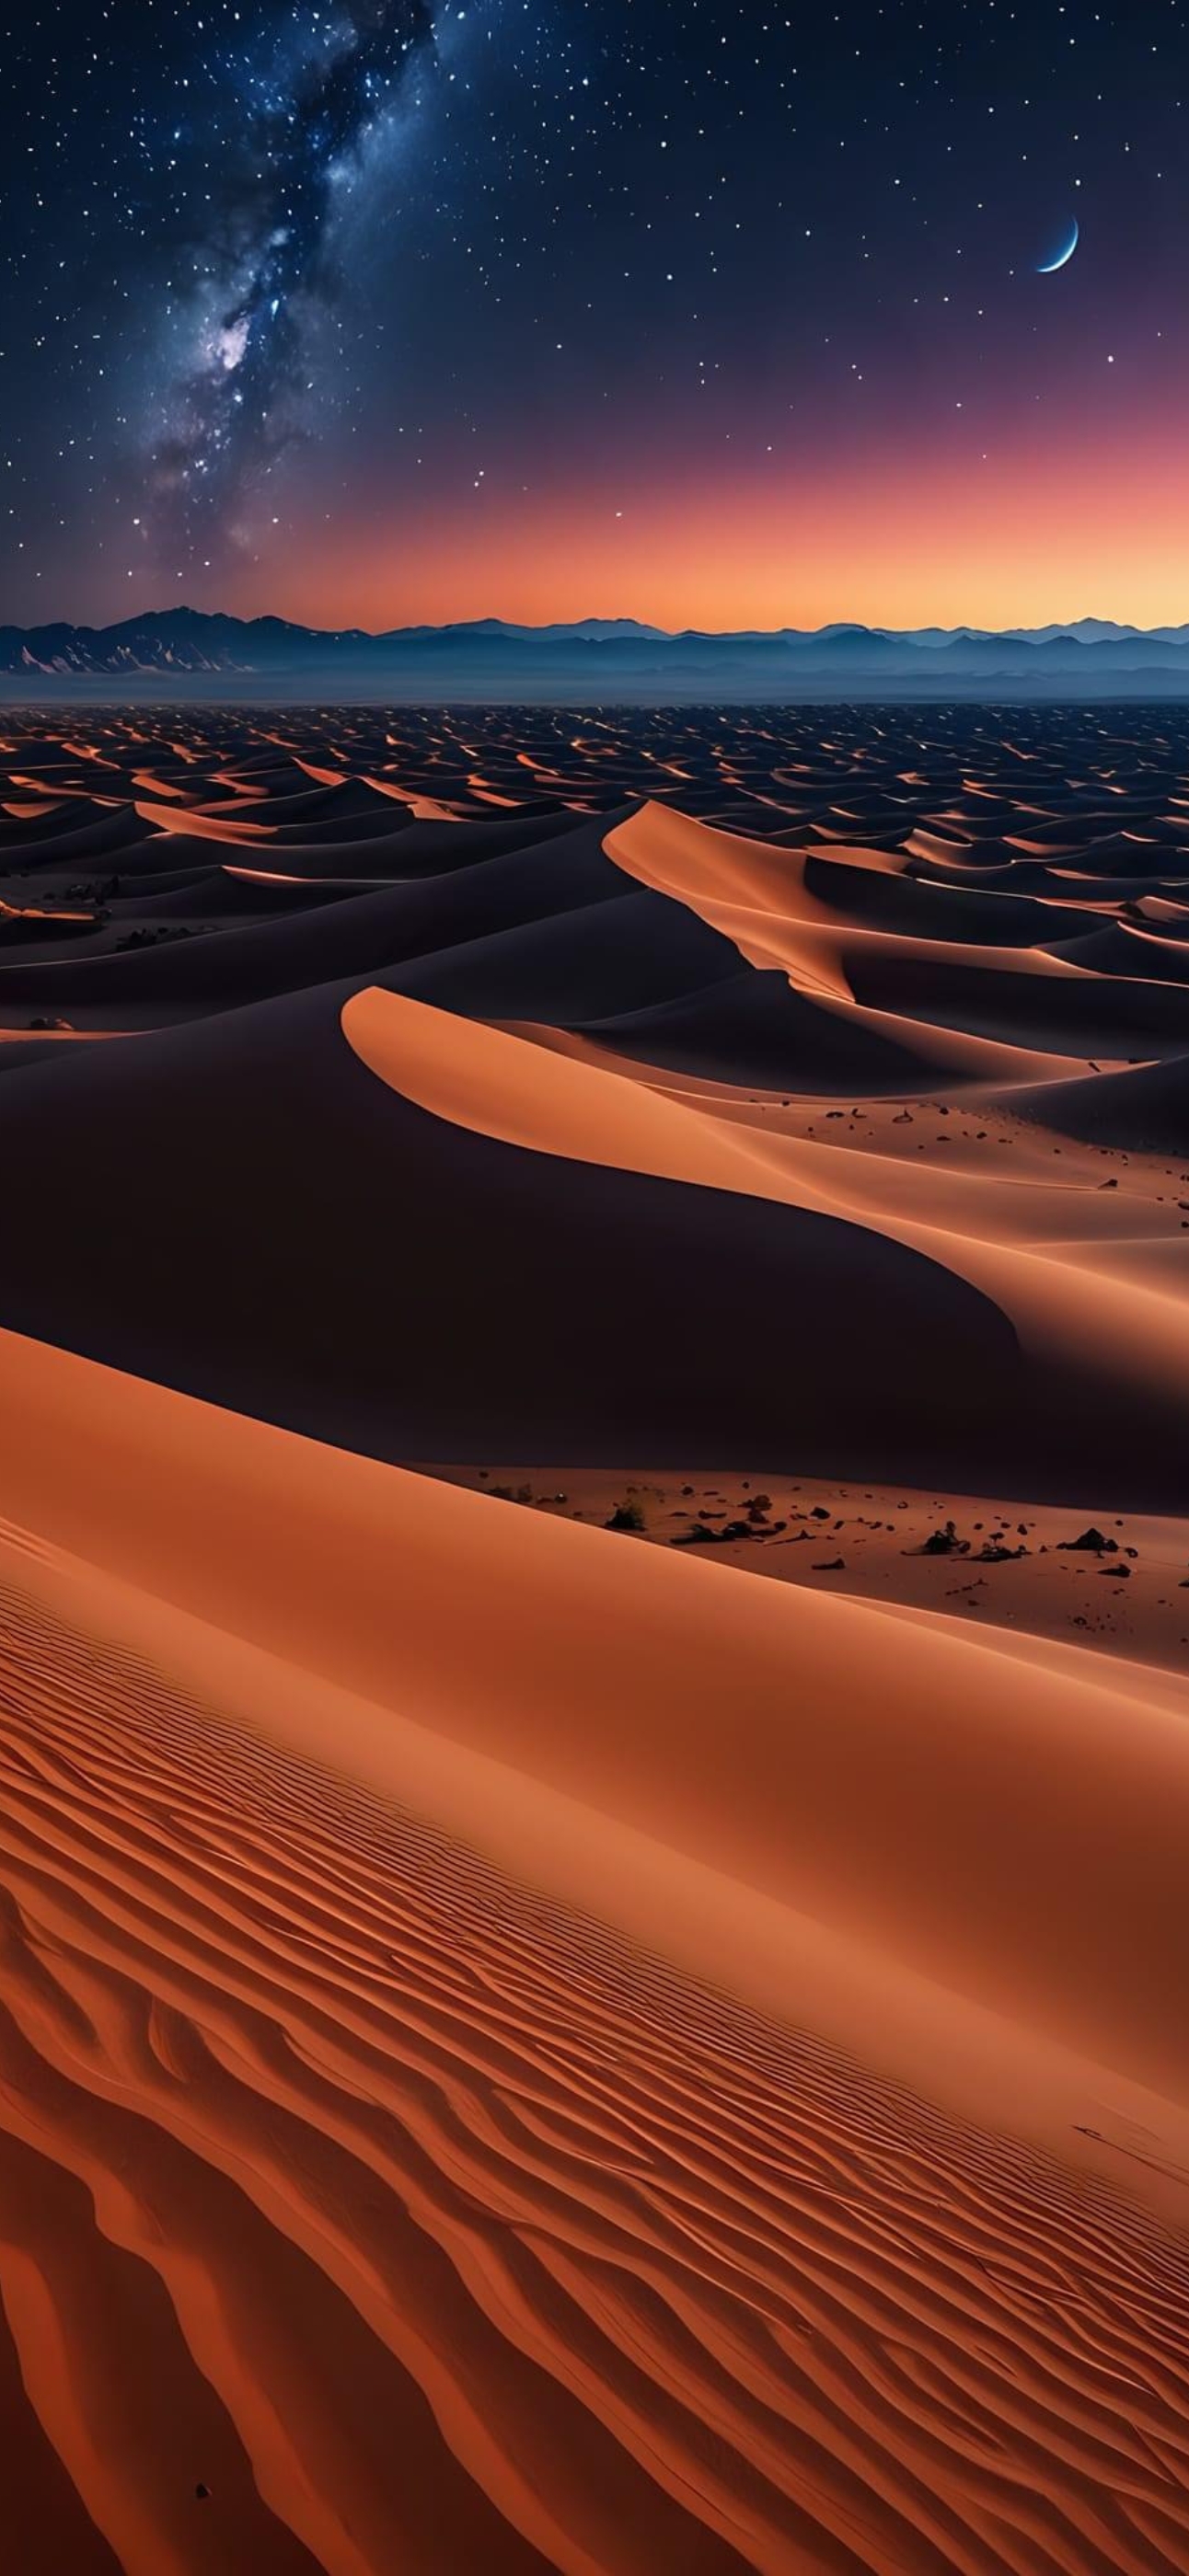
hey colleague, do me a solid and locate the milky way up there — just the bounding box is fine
[7,1,1189,628]
[148,0,437,561]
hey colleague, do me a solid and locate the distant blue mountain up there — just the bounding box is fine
[6,606,1189,697]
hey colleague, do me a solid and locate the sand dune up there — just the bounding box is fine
[0,814,638,1025]
[607,801,1189,1055]
[1,707,1188,2570]
[0,975,1029,1485]
[1003,1051,1189,1153]
[0,1329,1188,2571]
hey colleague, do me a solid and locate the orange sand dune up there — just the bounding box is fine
[606,802,1189,1063]
[133,797,275,841]
[344,984,1189,1478]
[2,1322,1188,2155]
[0,1327,1188,2570]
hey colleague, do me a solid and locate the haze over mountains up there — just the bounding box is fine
[9,606,1189,697]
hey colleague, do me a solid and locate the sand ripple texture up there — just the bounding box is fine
[0,1573,1186,2576]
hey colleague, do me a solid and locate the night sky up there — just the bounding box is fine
[3,0,1187,632]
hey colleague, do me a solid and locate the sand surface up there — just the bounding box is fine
[1,707,1188,2570]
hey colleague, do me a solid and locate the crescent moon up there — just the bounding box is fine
[1038,218,1079,274]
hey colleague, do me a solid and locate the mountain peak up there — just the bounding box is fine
[6,608,1189,699]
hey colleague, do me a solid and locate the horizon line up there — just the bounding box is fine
[6,604,1189,640]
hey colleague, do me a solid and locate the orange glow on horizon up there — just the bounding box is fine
[225,420,1189,638]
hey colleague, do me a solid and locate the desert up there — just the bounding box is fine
[0,704,1186,2568]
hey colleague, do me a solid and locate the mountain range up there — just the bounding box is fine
[6,606,1189,697]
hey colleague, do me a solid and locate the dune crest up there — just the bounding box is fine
[343,983,1189,1499]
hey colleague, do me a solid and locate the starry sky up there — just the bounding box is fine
[3,0,1188,633]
